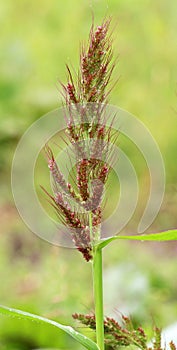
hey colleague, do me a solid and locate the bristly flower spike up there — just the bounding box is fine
[72,313,176,350]
[44,18,116,261]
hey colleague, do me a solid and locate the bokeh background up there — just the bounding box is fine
[0,0,177,349]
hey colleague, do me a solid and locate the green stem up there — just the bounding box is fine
[92,247,104,350]
[89,212,93,244]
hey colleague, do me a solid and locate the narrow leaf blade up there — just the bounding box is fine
[0,305,99,350]
[98,230,177,249]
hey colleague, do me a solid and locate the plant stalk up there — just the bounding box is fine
[92,246,104,350]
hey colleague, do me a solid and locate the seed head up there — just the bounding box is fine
[43,18,116,261]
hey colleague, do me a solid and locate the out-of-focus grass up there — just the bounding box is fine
[0,0,177,348]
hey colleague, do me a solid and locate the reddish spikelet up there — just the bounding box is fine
[77,159,90,201]
[55,193,80,227]
[67,120,79,141]
[66,83,78,104]
[104,317,122,332]
[90,179,104,209]
[137,327,146,337]
[90,123,113,166]
[72,313,96,328]
[99,163,109,183]
[63,18,114,129]
[45,145,81,203]
[46,147,68,192]
[92,207,102,227]
[80,19,113,103]
[72,226,92,262]
[72,313,98,333]
[54,193,92,261]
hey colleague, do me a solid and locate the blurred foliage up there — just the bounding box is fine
[0,0,177,349]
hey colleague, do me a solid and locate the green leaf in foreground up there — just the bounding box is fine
[98,229,177,250]
[0,305,99,350]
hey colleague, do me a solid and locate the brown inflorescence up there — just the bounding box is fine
[44,19,115,261]
[72,313,176,350]
[80,19,114,104]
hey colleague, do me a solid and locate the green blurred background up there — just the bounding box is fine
[0,0,177,349]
